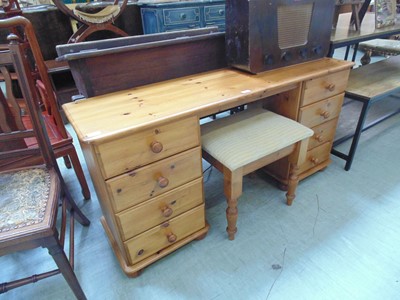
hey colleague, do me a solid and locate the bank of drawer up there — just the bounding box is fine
[299,93,344,128]
[125,204,205,265]
[116,178,204,241]
[96,116,199,179]
[308,118,338,150]
[204,5,225,21]
[302,69,350,106]
[298,142,332,174]
[163,7,200,25]
[107,147,202,213]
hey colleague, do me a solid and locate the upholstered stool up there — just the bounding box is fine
[358,39,400,65]
[201,108,313,240]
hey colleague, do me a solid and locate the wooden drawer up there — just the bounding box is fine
[204,5,225,22]
[125,204,206,265]
[298,142,332,174]
[96,116,199,179]
[163,7,201,25]
[116,178,204,241]
[107,147,202,213]
[302,69,350,106]
[308,118,338,150]
[299,93,344,128]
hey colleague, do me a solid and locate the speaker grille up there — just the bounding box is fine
[277,4,313,49]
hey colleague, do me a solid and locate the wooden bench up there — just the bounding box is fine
[331,55,400,170]
[201,107,313,240]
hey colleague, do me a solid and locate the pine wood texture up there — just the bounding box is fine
[63,58,353,144]
[63,58,353,275]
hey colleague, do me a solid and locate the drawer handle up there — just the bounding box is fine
[218,9,224,16]
[314,134,324,143]
[150,141,163,153]
[325,83,335,92]
[180,13,186,20]
[310,157,319,165]
[320,110,330,119]
[161,206,173,218]
[157,176,169,188]
[166,232,177,243]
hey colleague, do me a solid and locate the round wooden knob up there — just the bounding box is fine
[315,135,324,142]
[320,111,330,119]
[326,83,335,91]
[157,176,169,188]
[166,232,177,243]
[161,206,173,218]
[311,157,319,164]
[150,141,163,153]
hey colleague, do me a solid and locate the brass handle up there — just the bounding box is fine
[157,176,169,188]
[326,83,335,91]
[311,157,319,165]
[315,135,324,143]
[161,206,173,218]
[166,232,177,243]
[150,141,163,153]
[320,110,330,119]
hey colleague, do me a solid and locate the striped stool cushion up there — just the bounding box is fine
[201,108,313,171]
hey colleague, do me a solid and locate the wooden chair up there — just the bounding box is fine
[0,16,91,200]
[201,107,313,240]
[52,0,128,43]
[0,33,89,299]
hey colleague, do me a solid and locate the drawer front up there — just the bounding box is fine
[302,69,350,106]
[116,178,204,241]
[125,204,205,265]
[204,5,225,21]
[299,93,344,128]
[107,147,202,213]
[163,7,201,25]
[96,116,200,179]
[308,118,338,150]
[299,142,332,174]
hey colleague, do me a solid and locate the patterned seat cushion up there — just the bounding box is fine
[201,108,314,171]
[0,167,51,233]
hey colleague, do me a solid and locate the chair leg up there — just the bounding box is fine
[67,149,91,200]
[48,238,87,300]
[286,163,300,206]
[63,155,72,169]
[223,168,243,240]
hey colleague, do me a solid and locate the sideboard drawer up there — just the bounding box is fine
[204,5,225,21]
[299,93,344,128]
[116,178,204,241]
[96,116,200,179]
[125,204,206,265]
[308,118,338,150]
[163,7,200,25]
[298,142,332,174]
[302,69,350,106]
[107,147,203,213]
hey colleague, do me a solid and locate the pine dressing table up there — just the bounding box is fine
[62,57,353,277]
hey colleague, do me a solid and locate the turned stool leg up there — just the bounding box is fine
[286,163,300,206]
[223,168,243,240]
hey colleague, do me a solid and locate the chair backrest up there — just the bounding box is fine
[0,33,55,171]
[0,16,67,137]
